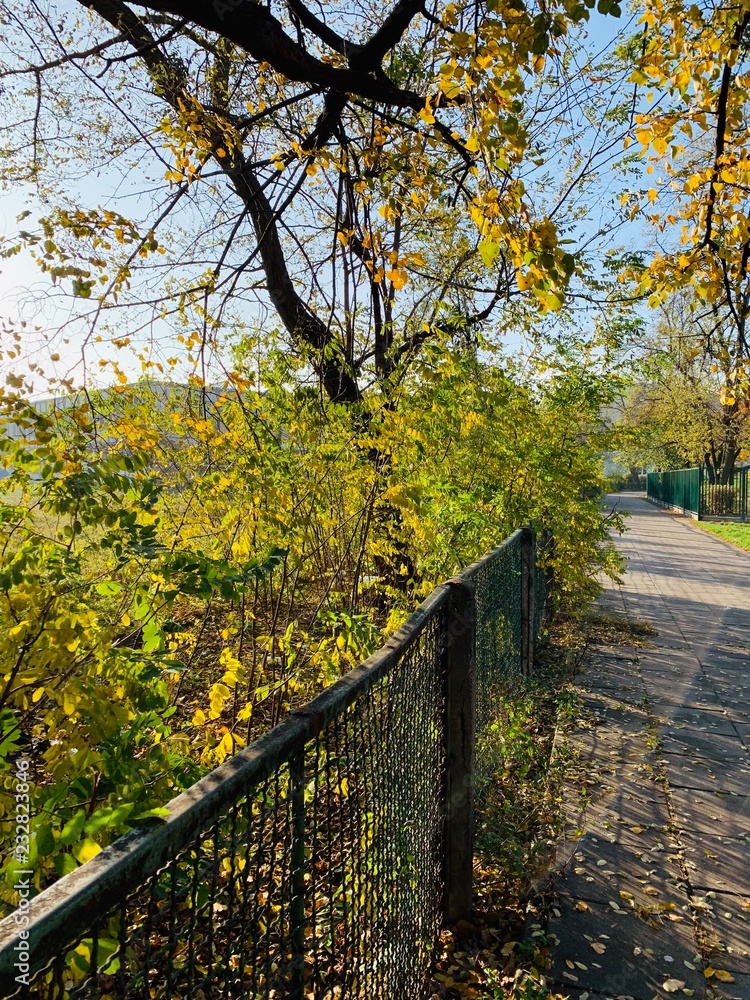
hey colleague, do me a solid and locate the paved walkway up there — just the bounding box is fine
[548,494,750,1000]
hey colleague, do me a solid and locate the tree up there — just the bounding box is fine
[619,293,748,480]
[622,0,750,407]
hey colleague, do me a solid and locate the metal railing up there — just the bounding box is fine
[647,467,749,520]
[0,527,549,1000]
[701,466,748,520]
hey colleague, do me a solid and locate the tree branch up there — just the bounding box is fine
[354,0,423,71]
[85,0,362,404]
[703,11,750,247]
[285,0,359,58]
[132,0,425,108]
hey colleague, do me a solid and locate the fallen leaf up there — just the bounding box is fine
[590,942,606,954]
[715,970,735,983]
[704,967,715,979]
[662,979,686,993]
[575,900,589,911]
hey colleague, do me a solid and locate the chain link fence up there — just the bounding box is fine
[0,528,549,1000]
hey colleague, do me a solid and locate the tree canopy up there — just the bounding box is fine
[627,0,750,394]
[1,0,634,401]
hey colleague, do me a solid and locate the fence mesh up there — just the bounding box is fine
[474,532,524,709]
[0,530,548,1000]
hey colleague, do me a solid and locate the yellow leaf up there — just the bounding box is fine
[465,131,480,153]
[386,268,407,290]
[74,838,102,864]
[714,970,735,983]
[516,272,533,291]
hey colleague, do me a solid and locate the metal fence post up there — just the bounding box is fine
[742,468,747,523]
[520,526,535,677]
[442,578,476,925]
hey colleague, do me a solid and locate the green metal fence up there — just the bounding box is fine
[700,466,748,520]
[646,467,701,515]
[647,467,749,520]
[0,528,549,1000]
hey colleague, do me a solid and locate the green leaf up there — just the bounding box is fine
[59,809,87,846]
[95,580,122,596]
[562,253,577,276]
[479,239,501,267]
[83,803,135,835]
[55,853,78,878]
[133,807,170,823]
[35,824,56,857]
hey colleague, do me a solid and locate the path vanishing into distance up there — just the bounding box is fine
[547,493,750,1000]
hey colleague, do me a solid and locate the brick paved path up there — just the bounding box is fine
[548,494,750,1000]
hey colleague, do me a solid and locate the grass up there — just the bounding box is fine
[696,520,750,552]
